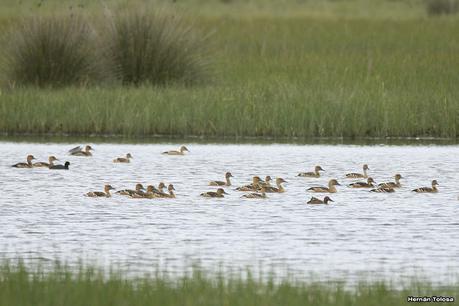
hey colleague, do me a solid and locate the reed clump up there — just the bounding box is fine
[426,0,459,15]
[103,10,211,86]
[0,15,107,88]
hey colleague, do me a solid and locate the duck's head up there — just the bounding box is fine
[158,182,166,189]
[105,184,115,191]
[49,156,59,162]
[146,185,155,192]
[217,188,229,195]
[432,180,439,187]
[276,178,287,184]
[315,166,325,172]
[168,184,175,191]
[367,177,375,184]
[180,146,189,152]
[126,153,133,159]
[265,175,272,182]
[363,164,369,170]
[85,145,94,151]
[324,196,334,203]
[252,176,261,183]
[27,155,36,161]
[225,172,233,178]
[330,179,341,186]
[395,174,403,180]
[64,161,70,167]
[135,183,145,191]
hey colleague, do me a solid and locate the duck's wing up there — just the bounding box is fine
[12,162,28,168]
[33,162,49,167]
[412,187,432,193]
[345,173,364,178]
[298,172,314,177]
[307,186,328,192]
[68,146,82,154]
[209,181,225,186]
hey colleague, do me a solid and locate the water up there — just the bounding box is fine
[1,141,459,282]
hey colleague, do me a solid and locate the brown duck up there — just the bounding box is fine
[209,172,233,186]
[308,179,341,193]
[86,185,114,197]
[298,166,325,178]
[12,155,36,168]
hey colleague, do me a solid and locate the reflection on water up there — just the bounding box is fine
[1,141,459,282]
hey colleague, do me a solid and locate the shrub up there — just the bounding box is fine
[103,9,212,86]
[0,15,108,88]
[426,0,459,15]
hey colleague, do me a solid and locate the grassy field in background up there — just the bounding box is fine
[0,0,458,139]
[1,262,458,306]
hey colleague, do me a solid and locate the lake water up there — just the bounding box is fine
[1,141,459,282]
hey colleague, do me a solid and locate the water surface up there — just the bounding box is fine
[1,142,459,282]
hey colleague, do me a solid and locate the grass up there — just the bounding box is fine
[0,262,458,306]
[0,1,458,138]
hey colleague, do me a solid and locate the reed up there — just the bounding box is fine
[0,262,457,306]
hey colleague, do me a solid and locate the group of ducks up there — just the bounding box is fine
[11,145,442,204]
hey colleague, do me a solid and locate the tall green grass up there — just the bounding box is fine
[0,15,107,87]
[104,9,211,86]
[1,262,457,306]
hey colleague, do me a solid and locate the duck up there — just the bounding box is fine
[130,185,158,199]
[242,187,267,199]
[308,179,341,193]
[370,187,395,193]
[209,172,233,186]
[49,161,70,170]
[236,176,262,191]
[116,183,145,196]
[412,180,439,193]
[11,155,36,168]
[162,146,189,155]
[263,178,287,193]
[378,174,403,189]
[349,177,376,188]
[157,184,176,198]
[113,153,133,163]
[260,176,272,188]
[33,156,59,168]
[70,145,93,156]
[152,182,166,196]
[298,166,325,178]
[345,164,369,178]
[86,185,114,197]
[201,188,228,198]
[307,196,334,204]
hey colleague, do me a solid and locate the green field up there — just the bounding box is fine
[0,262,457,306]
[0,0,458,139]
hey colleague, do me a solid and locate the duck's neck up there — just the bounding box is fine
[105,189,111,197]
[315,170,320,176]
[328,184,337,193]
[27,159,32,166]
[226,177,231,186]
[277,183,284,192]
[363,169,368,178]
[169,190,175,198]
[432,185,437,192]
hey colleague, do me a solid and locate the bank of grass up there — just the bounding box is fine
[0,3,458,138]
[0,262,457,306]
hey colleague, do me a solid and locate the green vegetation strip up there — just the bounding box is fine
[0,262,458,306]
[0,3,458,138]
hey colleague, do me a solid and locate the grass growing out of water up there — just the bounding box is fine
[0,262,457,306]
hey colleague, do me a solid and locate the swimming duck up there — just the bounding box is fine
[345,164,369,178]
[308,179,341,193]
[236,176,262,191]
[298,166,325,178]
[70,145,93,156]
[349,177,376,188]
[201,188,228,198]
[33,156,58,168]
[412,180,439,193]
[263,178,287,193]
[157,184,176,198]
[242,187,267,199]
[86,185,114,197]
[378,174,403,189]
[130,185,157,199]
[49,161,70,170]
[12,155,36,168]
[162,146,189,155]
[370,187,395,193]
[307,196,334,204]
[260,176,272,188]
[116,183,145,196]
[113,153,133,163]
[152,182,166,196]
[209,172,233,186]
